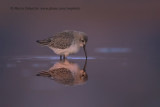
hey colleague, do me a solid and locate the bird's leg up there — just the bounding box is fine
[60,55,62,60]
[63,55,66,60]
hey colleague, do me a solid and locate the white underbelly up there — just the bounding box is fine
[50,44,80,56]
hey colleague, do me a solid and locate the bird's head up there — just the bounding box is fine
[78,32,88,59]
[79,70,88,81]
[79,33,88,47]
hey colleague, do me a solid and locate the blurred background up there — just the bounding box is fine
[0,0,160,107]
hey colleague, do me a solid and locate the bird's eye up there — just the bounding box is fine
[81,40,84,42]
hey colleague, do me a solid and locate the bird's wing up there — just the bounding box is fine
[48,31,74,49]
[49,68,74,85]
[36,71,51,77]
[36,38,51,45]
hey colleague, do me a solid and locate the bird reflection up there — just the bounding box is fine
[37,59,88,86]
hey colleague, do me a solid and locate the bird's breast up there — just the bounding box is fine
[50,44,80,55]
[68,44,80,54]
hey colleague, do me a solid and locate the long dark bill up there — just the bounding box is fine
[83,58,87,71]
[83,45,87,59]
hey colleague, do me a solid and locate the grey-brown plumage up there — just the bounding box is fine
[37,59,88,86]
[37,31,74,49]
[50,68,74,84]
[36,30,88,59]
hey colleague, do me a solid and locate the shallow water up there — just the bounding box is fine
[1,0,160,106]
[1,52,160,107]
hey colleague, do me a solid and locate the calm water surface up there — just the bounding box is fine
[1,0,160,106]
[1,52,159,107]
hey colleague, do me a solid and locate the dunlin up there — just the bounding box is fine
[37,59,88,86]
[36,30,88,59]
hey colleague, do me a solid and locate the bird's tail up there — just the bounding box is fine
[36,71,51,77]
[36,39,51,45]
